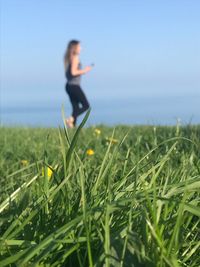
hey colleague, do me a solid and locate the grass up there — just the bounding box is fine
[0,113,200,266]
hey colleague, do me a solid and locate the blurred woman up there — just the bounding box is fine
[64,40,92,128]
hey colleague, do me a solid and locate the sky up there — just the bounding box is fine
[0,0,200,124]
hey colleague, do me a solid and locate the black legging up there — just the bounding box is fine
[65,83,90,125]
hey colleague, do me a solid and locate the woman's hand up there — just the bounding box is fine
[84,66,92,74]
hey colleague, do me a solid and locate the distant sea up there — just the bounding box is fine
[1,96,199,127]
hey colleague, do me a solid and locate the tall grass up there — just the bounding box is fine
[0,114,200,266]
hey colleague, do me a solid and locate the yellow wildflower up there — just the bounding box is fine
[86,149,95,156]
[42,166,53,180]
[94,128,101,135]
[106,137,118,144]
[21,160,28,166]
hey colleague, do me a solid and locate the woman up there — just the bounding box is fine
[64,40,92,128]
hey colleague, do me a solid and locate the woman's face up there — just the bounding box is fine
[71,43,81,56]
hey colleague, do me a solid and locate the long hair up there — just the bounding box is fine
[64,40,80,70]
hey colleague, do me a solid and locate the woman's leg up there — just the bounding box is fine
[66,84,90,126]
[74,85,90,117]
[67,92,79,125]
[71,100,79,125]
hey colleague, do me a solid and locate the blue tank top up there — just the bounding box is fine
[66,62,82,85]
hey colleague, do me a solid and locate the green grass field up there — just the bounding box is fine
[0,114,200,267]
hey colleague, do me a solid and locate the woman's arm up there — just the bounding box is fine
[71,56,92,76]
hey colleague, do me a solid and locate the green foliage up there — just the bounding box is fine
[0,119,200,267]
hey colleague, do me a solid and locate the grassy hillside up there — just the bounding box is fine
[0,118,200,266]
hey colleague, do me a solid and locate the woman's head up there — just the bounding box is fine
[64,40,81,69]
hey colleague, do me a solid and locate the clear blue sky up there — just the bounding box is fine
[1,0,200,108]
